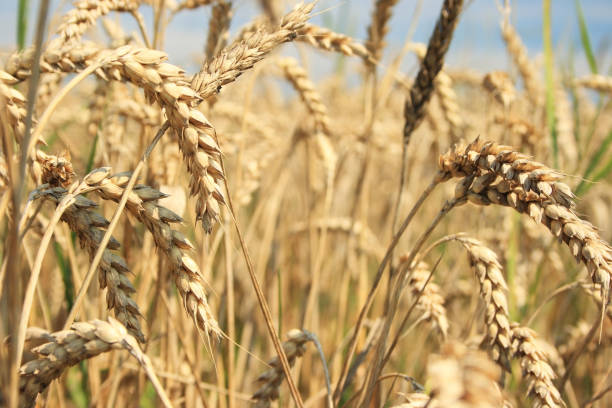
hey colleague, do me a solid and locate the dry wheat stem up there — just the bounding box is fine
[218,150,305,407]
[358,197,461,408]
[19,317,172,408]
[332,178,439,403]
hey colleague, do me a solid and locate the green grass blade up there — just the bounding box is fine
[543,0,558,167]
[17,0,29,50]
[574,0,598,74]
[85,132,99,173]
[53,241,75,310]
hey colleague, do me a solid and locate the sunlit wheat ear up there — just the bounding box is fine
[438,139,612,309]
[453,237,512,369]
[95,173,220,337]
[366,0,400,64]
[500,5,542,107]
[205,0,233,61]
[482,71,516,108]
[19,318,164,408]
[398,259,449,339]
[35,169,145,342]
[397,342,505,408]
[191,2,315,99]
[276,57,330,135]
[251,329,311,407]
[297,23,370,59]
[575,74,612,94]
[55,0,139,43]
[511,324,564,407]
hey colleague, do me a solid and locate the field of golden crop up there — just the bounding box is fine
[1,0,612,407]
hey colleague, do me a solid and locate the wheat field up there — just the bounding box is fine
[1,0,612,407]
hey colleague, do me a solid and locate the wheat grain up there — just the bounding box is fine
[366,0,399,63]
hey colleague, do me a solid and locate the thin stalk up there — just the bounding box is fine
[218,154,305,408]
[333,178,439,402]
[357,198,459,407]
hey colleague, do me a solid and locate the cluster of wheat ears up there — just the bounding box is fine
[1,0,612,407]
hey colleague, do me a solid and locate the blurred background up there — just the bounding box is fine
[2,0,612,76]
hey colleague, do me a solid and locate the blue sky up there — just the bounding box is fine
[1,0,612,76]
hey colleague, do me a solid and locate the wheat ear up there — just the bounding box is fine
[575,74,612,93]
[403,0,463,144]
[398,260,449,339]
[205,0,233,60]
[19,318,170,408]
[251,329,311,407]
[191,2,315,99]
[511,324,564,407]
[438,140,611,307]
[35,172,145,342]
[397,342,504,408]
[500,7,542,107]
[93,173,220,336]
[366,0,399,63]
[276,57,330,134]
[297,23,370,59]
